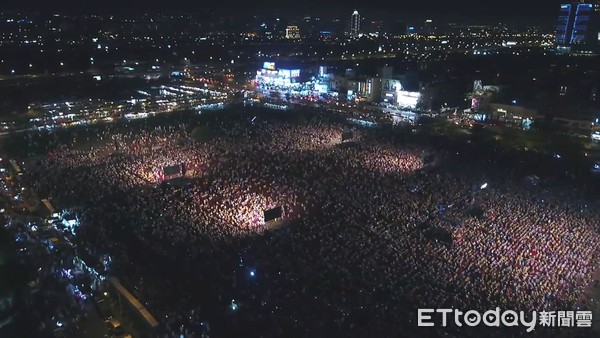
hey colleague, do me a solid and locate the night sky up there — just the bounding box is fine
[2,0,568,22]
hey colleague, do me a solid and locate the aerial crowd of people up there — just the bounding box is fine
[20,112,600,337]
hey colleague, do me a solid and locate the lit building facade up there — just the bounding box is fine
[350,10,360,37]
[285,26,301,39]
[556,2,600,47]
[255,62,301,88]
[489,103,538,127]
[381,78,421,109]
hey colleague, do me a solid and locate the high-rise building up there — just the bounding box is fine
[285,26,301,39]
[350,10,360,37]
[556,1,600,46]
[423,19,435,35]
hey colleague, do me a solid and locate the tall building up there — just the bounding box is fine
[423,19,437,35]
[285,25,301,39]
[556,1,600,47]
[350,10,360,37]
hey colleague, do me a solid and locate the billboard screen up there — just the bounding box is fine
[264,206,283,222]
[290,69,300,78]
[263,62,276,70]
[382,79,402,92]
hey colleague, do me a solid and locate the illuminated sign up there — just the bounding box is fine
[263,62,276,70]
[278,69,291,78]
[290,69,300,78]
[397,91,419,98]
[396,91,420,108]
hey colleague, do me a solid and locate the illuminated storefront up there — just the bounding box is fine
[255,62,301,89]
[490,103,539,126]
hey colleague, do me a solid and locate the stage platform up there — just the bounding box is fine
[264,218,293,231]
[160,176,194,189]
[337,141,361,149]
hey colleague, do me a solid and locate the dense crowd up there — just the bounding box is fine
[21,114,600,337]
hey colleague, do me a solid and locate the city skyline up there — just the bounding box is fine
[0,0,588,19]
[0,1,599,338]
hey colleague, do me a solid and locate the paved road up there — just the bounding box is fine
[78,300,110,337]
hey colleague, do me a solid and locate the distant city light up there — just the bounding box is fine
[480,183,488,190]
